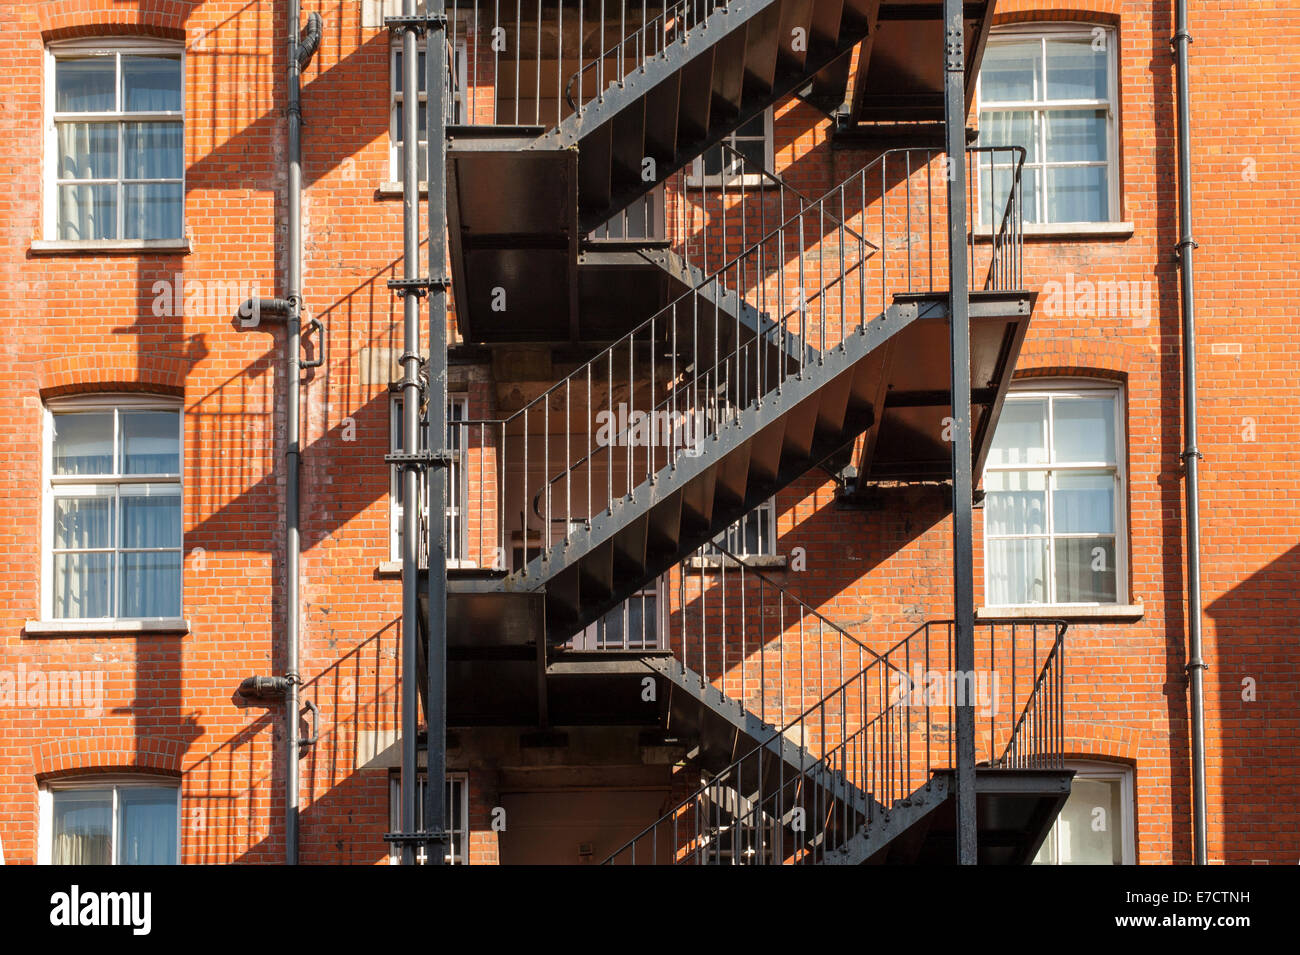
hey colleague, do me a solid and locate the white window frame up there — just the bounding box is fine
[389,35,469,182]
[44,37,186,242]
[387,771,469,864]
[389,393,470,566]
[571,575,668,651]
[688,110,775,187]
[38,774,181,865]
[1033,760,1135,865]
[42,394,185,622]
[982,379,1127,608]
[711,497,778,559]
[976,23,1120,224]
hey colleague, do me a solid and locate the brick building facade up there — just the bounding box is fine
[0,0,1295,865]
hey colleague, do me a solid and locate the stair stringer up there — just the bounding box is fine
[818,774,952,865]
[497,298,921,609]
[635,246,822,367]
[645,654,880,821]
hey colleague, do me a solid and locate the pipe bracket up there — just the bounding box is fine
[384,14,448,34]
[385,449,453,468]
[383,831,450,845]
[388,276,451,297]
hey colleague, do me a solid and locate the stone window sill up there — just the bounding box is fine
[24,618,191,636]
[30,238,192,255]
[686,554,788,572]
[976,604,1144,622]
[973,222,1134,241]
[376,560,479,577]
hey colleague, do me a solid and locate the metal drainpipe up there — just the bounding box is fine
[398,0,423,867]
[284,0,321,867]
[1173,0,1208,866]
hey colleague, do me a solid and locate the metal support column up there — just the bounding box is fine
[942,0,977,866]
[423,0,452,866]
[397,1,424,867]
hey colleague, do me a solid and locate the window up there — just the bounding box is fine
[976,25,1117,224]
[390,37,468,182]
[570,577,666,651]
[983,382,1126,607]
[39,776,180,865]
[387,772,469,864]
[588,185,666,242]
[1033,761,1134,864]
[689,111,774,186]
[45,39,184,241]
[389,394,468,565]
[710,498,778,559]
[43,397,183,621]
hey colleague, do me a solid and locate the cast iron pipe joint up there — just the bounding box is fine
[238,675,294,701]
[239,296,299,330]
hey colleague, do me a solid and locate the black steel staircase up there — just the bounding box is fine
[605,614,1071,864]
[444,0,994,342]
[396,0,1071,864]
[443,145,1030,640]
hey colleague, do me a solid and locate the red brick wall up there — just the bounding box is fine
[0,0,1295,866]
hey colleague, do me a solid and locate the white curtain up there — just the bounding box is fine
[57,123,115,240]
[116,789,177,864]
[52,791,112,865]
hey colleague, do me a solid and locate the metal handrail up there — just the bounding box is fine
[604,617,1067,864]
[441,147,1025,578]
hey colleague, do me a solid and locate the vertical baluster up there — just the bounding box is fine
[700,544,707,687]
[720,548,727,700]
[492,0,499,123]
[777,229,786,395]
[649,315,656,482]
[798,612,805,721]
[926,149,934,291]
[797,209,806,377]
[627,333,633,499]
[818,201,825,355]
[587,365,592,525]
[880,158,886,308]
[556,0,563,126]
[543,395,550,558]
[499,422,506,569]
[478,422,484,564]
[759,569,766,725]
[969,149,976,289]
[533,0,541,122]
[607,348,613,512]
[778,591,786,726]
[565,377,571,539]
[671,302,678,467]
[521,407,528,568]
[838,188,846,346]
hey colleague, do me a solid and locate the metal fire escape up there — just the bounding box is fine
[387,0,1072,863]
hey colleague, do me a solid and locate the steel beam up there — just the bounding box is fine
[942,0,978,866]
[397,1,422,867]
[424,0,451,866]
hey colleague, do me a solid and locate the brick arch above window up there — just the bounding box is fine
[39,354,188,399]
[33,732,187,779]
[1062,722,1141,765]
[37,1,194,43]
[992,1,1122,28]
[1013,334,1153,383]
